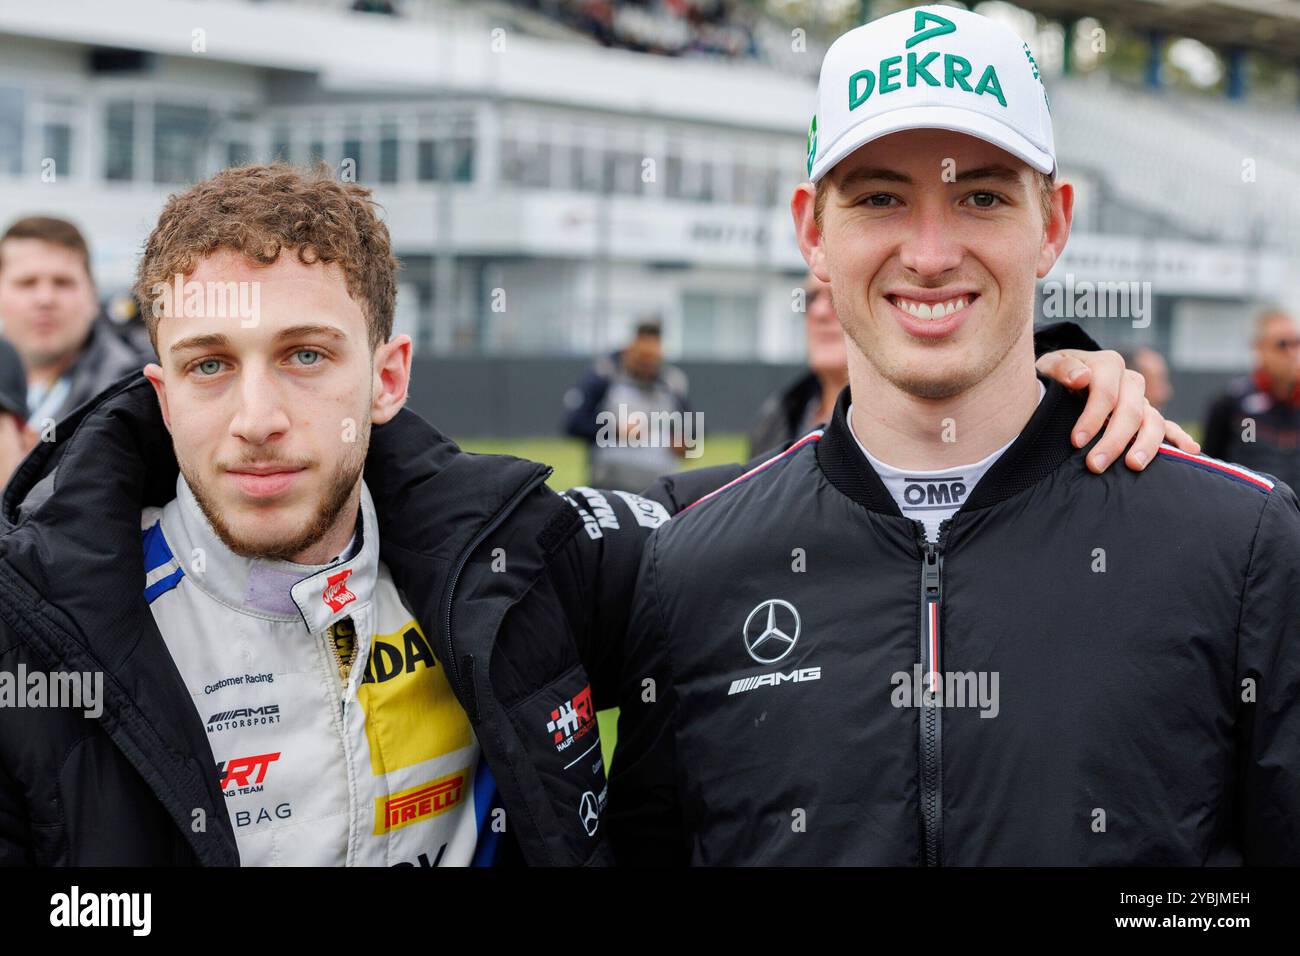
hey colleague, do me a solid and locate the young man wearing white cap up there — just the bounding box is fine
[607,5,1300,865]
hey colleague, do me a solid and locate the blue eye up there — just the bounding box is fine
[196,359,223,376]
[294,350,322,366]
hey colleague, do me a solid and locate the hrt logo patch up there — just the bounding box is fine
[546,684,596,753]
[323,569,356,612]
[217,751,281,792]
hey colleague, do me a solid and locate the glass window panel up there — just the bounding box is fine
[0,87,25,176]
[104,100,134,181]
[153,102,212,184]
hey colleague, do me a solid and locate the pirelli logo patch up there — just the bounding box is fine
[375,770,467,834]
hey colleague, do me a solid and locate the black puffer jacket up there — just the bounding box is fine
[610,379,1300,865]
[0,374,663,865]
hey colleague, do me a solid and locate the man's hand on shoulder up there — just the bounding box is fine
[1036,348,1199,474]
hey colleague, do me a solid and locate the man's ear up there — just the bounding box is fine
[142,363,172,433]
[370,334,412,426]
[792,182,832,284]
[1036,180,1074,279]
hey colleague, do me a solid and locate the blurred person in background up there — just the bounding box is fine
[0,337,33,486]
[1120,345,1172,413]
[748,272,846,458]
[1203,307,1300,490]
[102,286,159,364]
[564,317,691,491]
[0,216,143,427]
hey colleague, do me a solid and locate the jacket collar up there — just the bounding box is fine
[158,473,380,632]
[815,374,1084,515]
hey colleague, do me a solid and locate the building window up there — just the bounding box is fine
[378,122,399,183]
[604,150,644,196]
[566,143,601,192]
[104,100,134,181]
[417,135,475,183]
[0,87,24,176]
[501,138,553,188]
[681,291,760,359]
[342,127,362,179]
[270,123,291,162]
[666,153,713,202]
[417,139,436,181]
[42,122,72,178]
[227,141,252,167]
[154,103,212,184]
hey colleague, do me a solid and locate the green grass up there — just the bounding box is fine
[452,433,753,767]
[456,433,751,491]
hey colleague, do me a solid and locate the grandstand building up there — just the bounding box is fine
[0,0,1295,430]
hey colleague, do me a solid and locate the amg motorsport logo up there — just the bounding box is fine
[206,703,281,733]
[546,683,597,753]
[728,667,822,696]
[742,598,801,664]
[732,598,821,695]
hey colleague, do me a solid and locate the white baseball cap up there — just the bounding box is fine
[806,4,1055,184]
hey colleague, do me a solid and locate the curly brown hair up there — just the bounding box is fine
[134,162,397,351]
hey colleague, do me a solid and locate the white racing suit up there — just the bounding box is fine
[141,475,496,866]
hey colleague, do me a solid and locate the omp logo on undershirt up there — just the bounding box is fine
[902,475,969,510]
[357,621,473,775]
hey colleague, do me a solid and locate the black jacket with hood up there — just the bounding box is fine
[0,374,661,866]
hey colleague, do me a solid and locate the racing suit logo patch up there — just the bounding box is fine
[217,751,281,793]
[375,771,467,834]
[322,569,356,612]
[357,621,474,775]
[547,684,596,753]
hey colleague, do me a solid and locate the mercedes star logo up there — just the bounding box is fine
[579,790,600,836]
[742,599,801,664]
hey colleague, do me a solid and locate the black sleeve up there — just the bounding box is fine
[606,531,688,865]
[0,756,31,866]
[1235,487,1300,863]
[1032,320,1102,356]
[1202,393,1236,461]
[550,486,673,709]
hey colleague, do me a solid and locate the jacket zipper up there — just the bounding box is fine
[324,623,352,719]
[442,467,554,714]
[917,519,949,866]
